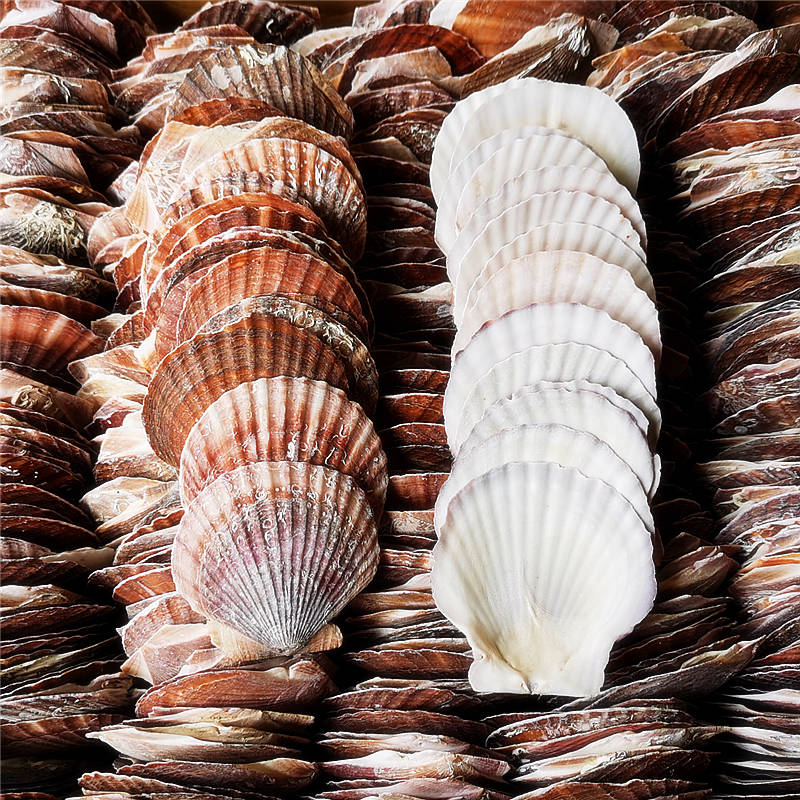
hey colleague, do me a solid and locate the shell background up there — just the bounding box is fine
[1,2,798,800]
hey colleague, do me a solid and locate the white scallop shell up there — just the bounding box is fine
[435,136,609,253]
[450,165,647,256]
[432,461,656,696]
[444,303,657,443]
[450,341,660,452]
[441,124,571,204]
[430,77,641,201]
[434,423,654,534]
[452,222,653,320]
[462,382,660,498]
[447,190,645,287]
[453,252,661,359]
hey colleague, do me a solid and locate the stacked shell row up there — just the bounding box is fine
[0,0,157,792]
[429,76,662,698]
[670,73,800,800]
[589,5,797,798]
[59,9,386,793]
[131,41,385,664]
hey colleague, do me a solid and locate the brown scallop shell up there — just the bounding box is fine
[655,53,800,143]
[324,708,489,743]
[188,137,366,259]
[173,461,378,657]
[135,657,337,715]
[180,115,363,189]
[348,81,454,128]
[171,96,283,127]
[0,249,114,301]
[142,192,328,297]
[194,295,378,409]
[179,376,386,512]
[178,0,318,42]
[2,483,92,526]
[0,424,91,471]
[168,44,354,139]
[378,392,443,426]
[2,713,124,758]
[387,472,448,511]
[336,25,483,92]
[156,246,368,359]
[119,593,204,656]
[682,185,800,239]
[0,283,106,323]
[143,316,350,465]
[110,564,175,605]
[0,39,112,82]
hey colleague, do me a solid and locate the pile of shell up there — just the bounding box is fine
[0,0,155,793]
[60,5,398,796]
[429,76,660,698]
[589,2,800,798]
[291,4,620,797]
[671,68,800,800]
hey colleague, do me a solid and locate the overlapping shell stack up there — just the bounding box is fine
[55,1,390,795]
[4,2,800,800]
[429,76,660,698]
[589,2,800,797]
[289,7,624,799]
[0,0,155,793]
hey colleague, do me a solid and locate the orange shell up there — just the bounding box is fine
[141,192,328,299]
[176,247,367,340]
[143,315,350,465]
[179,376,387,513]
[194,296,378,412]
[0,305,103,385]
[187,137,367,260]
[170,96,284,127]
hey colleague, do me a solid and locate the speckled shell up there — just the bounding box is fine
[173,461,378,656]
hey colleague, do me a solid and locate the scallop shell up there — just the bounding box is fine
[452,222,653,321]
[451,340,660,455]
[435,423,654,536]
[172,461,378,657]
[334,24,484,94]
[436,130,609,252]
[168,44,354,139]
[466,381,658,497]
[0,305,103,385]
[185,137,367,259]
[170,96,284,127]
[179,376,387,514]
[178,0,318,40]
[430,77,640,200]
[455,165,647,259]
[429,0,615,58]
[445,302,656,438]
[453,252,661,359]
[155,247,368,361]
[432,461,656,695]
[143,315,350,466]
[195,296,378,411]
[186,115,362,187]
[142,193,329,297]
[448,190,645,290]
